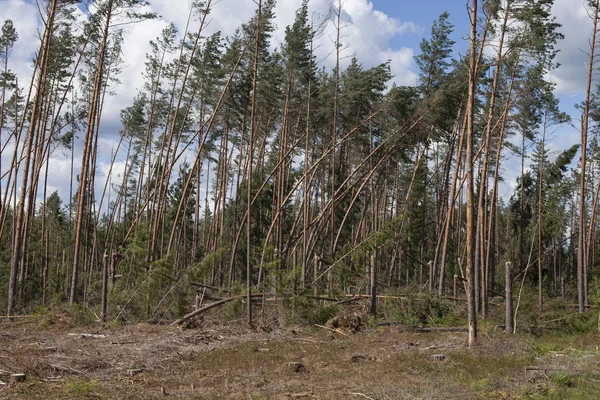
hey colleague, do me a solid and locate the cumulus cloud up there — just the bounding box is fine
[1,0,421,208]
[312,0,418,86]
[549,0,595,95]
[145,0,418,86]
[0,0,40,90]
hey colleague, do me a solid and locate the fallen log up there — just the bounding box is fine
[376,323,468,332]
[67,333,108,339]
[0,315,44,319]
[190,282,232,293]
[332,297,365,306]
[170,293,264,326]
[192,292,226,301]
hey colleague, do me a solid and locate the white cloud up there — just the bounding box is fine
[549,0,594,95]
[2,0,419,210]
[0,0,41,92]
[307,0,418,85]
[143,0,418,86]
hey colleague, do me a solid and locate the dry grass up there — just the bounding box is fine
[0,309,599,399]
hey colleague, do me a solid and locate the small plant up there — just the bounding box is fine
[384,295,455,326]
[364,314,382,329]
[65,377,98,395]
[307,304,338,326]
[224,298,243,319]
[32,305,50,315]
[551,372,578,388]
[68,303,97,326]
[533,342,561,356]
[470,377,490,390]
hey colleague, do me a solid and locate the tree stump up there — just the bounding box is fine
[9,374,26,384]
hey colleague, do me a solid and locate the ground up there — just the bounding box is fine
[1,311,600,399]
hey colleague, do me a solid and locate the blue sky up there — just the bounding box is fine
[376,0,471,52]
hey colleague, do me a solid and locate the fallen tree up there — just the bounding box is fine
[170,293,264,326]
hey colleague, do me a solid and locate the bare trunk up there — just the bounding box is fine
[579,0,599,313]
[246,0,262,325]
[505,261,513,333]
[70,1,113,304]
[8,0,57,316]
[465,0,479,347]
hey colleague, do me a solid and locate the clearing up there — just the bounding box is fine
[1,310,599,399]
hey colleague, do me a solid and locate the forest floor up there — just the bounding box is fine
[1,310,600,399]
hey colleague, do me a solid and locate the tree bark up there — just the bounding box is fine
[465,0,479,347]
[8,0,57,317]
[246,0,262,325]
[505,261,513,334]
[579,0,599,313]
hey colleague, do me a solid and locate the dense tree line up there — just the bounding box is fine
[0,0,598,346]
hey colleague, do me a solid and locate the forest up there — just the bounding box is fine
[1,0,600,353]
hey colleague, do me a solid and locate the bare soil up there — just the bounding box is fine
[1,313,599,399]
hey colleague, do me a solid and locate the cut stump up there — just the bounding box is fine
[9,374,26,384]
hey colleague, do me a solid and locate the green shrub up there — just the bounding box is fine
[307,304,338,325]
[385,295,455,326]
[65,377,97,395]
[224,298,243,319]
[551,372,579,388]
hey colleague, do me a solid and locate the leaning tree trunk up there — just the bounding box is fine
[246,0,262,325]
[476,0,510,319]
[70,0,113,304]
[579,0,600,312]
[7,0,57,317]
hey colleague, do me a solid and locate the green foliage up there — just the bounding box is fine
[280,295,339,326]
[0,19,18,91]
[470,377,490,391]
[0,0,589,335]
[533,342,561,356]
[67,303,97,326]
[307,304,338,326]
[65,377,98,396]
[223,298,243,320]
[551,372,581,388]
[188,247,229,283]
[415,11,455,94]
[384,295,455,326]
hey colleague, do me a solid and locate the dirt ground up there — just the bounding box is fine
[1,313,599,399]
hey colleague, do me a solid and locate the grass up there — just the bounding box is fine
[2,294,600,399]
[65,377,98,396]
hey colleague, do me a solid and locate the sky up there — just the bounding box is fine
[0,0,594,210]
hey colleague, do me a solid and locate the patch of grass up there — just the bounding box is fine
[450,351,533,381]
[65,377,98,396]
[471,377,490,390]
[540,379,599,400]
[533,342,562,356]
[550,372,578,388]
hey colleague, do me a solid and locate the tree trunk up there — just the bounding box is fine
[70,1,114,304]
[8,0,57,316]
[578,0,599,313]
[246,0,262,325]
[465,0,479,347]
[505,261,513,334]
